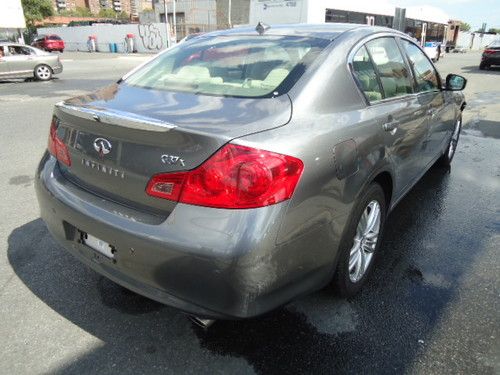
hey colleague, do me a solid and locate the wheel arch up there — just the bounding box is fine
[373,171,394,210]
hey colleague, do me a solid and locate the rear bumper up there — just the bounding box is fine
[35,154,336,319]
[52,64,63,75]
[481,56,500,66]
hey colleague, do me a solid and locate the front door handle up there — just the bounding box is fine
[383,120,399,132]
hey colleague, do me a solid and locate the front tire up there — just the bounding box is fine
[34,64,53,81]
[333,183,387,297]
[438,116,462,167]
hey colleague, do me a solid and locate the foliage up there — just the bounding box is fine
[487,28,500,34]
[58,7,94,17]
[96,8,129,20]
[21,0,54,27]
[459,22,471,32]
[116,11,130,20]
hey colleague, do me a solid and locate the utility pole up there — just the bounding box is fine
[163,0,170,48]
[173,0,177,44]
[228,0,232,28]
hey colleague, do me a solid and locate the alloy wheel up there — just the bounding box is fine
[348,200,381,283]
[36,66,51,80]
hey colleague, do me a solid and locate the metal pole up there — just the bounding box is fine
[173,0,177,43]
[228,0,232,28]
[163,0,170,48]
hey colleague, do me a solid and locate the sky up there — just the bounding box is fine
[395,0,500,30]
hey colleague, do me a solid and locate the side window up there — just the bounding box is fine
[365,37,414,99]
[8,46,33,55]
[351,46,383,102]
[401,40,439,92]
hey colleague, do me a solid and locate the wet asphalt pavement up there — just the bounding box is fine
[0,52,499,374]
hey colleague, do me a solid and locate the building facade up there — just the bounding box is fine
[0,0,26,42]
[249,0,450,45]
[151,0,249,40]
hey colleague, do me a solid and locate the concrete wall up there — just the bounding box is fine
[456,31,499,50]
[217,0,250,27]
[249,0,308,24]
[37,23,169,53]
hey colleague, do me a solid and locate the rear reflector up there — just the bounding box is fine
[146,144,304,209]
[48,116,71,166]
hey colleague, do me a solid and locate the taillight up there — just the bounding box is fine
[483,49,496,54]
[146,144,304,209]
[48,116,71,166]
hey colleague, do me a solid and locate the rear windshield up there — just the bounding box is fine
[48,35,62,40]
[124,35,330,98]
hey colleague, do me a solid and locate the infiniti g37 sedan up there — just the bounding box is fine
[0,43,63,81]
[36,24,466,322]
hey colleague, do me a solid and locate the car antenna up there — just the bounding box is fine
[256,22,270,35]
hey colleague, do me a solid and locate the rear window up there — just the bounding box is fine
[124,35,329,98]
[48,35,62,40]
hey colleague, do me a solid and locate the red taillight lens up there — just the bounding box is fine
[48,117,71,166]
[146,144,304,209]
[483,49,495,54]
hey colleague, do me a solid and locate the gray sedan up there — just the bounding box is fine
[0,43,63,81]
[35,24,466,325]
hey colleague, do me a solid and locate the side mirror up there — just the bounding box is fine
[445,74,467,91]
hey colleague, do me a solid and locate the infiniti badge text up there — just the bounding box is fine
[81,158,125,179]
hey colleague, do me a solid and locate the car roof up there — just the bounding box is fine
[203,23,400,40]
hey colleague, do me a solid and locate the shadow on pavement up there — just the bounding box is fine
[460,65,500,74]
[7,156,496,373]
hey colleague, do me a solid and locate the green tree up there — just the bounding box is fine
[460,22,471,32]
[59,7,94,17]
[116,11,130,20]
[21,0,54,27]
[98,8,118,18]
[487,28,500,34]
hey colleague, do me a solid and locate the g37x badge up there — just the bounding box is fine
[161,154,185,167]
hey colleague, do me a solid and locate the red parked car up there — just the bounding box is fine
[31,34,65,53]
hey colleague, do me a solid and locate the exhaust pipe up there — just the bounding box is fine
[189,315,215,329]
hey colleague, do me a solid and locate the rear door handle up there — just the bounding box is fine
[383,120,399,132]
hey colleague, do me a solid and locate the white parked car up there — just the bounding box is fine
[423,42,444,62]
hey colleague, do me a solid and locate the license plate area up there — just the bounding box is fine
[79,231,115,259]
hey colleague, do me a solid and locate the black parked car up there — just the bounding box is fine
[479,40,500,70]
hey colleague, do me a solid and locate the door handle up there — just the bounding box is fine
[383,120,399,132]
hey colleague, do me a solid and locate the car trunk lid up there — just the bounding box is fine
[53,83,292,214]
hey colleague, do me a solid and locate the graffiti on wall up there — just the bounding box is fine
[138,23,164,50]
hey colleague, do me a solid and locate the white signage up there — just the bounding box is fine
[0,0,27,29]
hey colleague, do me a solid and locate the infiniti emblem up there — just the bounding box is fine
[93,137,112,157]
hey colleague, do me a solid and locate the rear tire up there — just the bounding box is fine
[479,63,488,70]
[34,64,53,81]
[438,116,462,167]
[333,183,387,297]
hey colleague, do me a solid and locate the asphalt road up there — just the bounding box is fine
[0,51,499,375]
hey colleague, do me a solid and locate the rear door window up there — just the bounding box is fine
[351,46,383,102]
[7,46,34,55]
[401,40,439,92]
[365,37,414,99]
